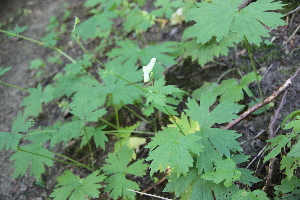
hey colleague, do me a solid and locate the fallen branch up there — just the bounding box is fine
[223,66,300,130]
[263,90,287,191]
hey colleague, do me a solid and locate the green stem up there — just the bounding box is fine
[83,127,94,169]
[0,29,76,64]
[0,82,28,92]
[114,105,120,128]
[104,130,156,135]
[98,117,118,129]
[163,106,184,135]
[17,146,93,172]
[124,105,150,123]
[244,36,265,111]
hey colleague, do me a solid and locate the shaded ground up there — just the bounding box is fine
[0,0,299,200]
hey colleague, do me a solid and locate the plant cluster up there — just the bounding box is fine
[1,0,300,199]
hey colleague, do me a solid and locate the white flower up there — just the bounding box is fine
[143,58,156,82]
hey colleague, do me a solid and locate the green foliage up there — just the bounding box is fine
[10,144,54,180]
[184,0,285,46]
[232,190,269,200]
[275,176,300,199]
[102,146,148,199]
[0,113,34,150]
[50,170,105,200]
[21,85,54,117]
[0,0,292,199]
[146,127,204,176]
[0,66,12,76]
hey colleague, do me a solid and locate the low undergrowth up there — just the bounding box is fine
[1,0,300,199]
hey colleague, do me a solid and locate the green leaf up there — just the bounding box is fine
[21,84,54,117]
[263,134,295,162]
[107,40,178,73]
[146,127,204,176]
[151,0,184,18]
[99,60,145,106]
[145,77,183,107]
[0,113,34,150]
[232,190,269,200]
[0,66,12,76]
[185,92,242,128]
[280,156,300,180]
[102,146,148,199]
[74,10,117,40]
[50,120,85,148]
[184,0,285,46]
[202,158,241,187]
[167,113,200,136]
[80,126,108,150]
[219,72,262,103]
[123,8,155,33]
[50,170,105,200]
[10,144,54,180]
[284,116,300,133]
[183,34,236,66]
[41,31,58,47]
[164,167,238,199]
[184,92,242,170]
[7,24,27,37]
[275,176,300,194]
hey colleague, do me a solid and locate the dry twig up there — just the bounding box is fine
[223,66,300,130]
[263,90,287,191]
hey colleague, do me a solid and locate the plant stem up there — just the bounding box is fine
[244,36,265,112]
[164,106,184,135]
[114,105,120,128]
[124,105,150,123]
[83,127,95,169]
[0,81,28,92]
[17,146,93,172]
[98,117,118,129]
[0,29,76,64]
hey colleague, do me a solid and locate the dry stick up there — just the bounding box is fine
[283,23,300,46]
[263,90,287,191]
[285,6,300,16]
[223,66,300,130]
[142,168,170,194]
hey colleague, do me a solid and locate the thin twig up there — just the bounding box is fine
[142,168,170,194]
[284,6,300,16]
[127,189,172,200]
[223,66,300,130]
[282,23,300,45]
[263,90,287,191]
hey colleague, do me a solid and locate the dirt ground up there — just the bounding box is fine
[0,0,299,200]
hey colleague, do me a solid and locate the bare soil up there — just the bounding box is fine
[0,0,299,200]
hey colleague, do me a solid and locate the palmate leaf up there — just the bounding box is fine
[50,170,105,200]
[99,59,145,106]
[123,8,156,33]
[50,120,85,148]
[102,146,148,199]
[80,126,108,150]
[0,113,34,150]
[74,10,117,40]
[164,168,239,200]
[202,158,241,187]
[10,144,54,180]
[0,66,12,76]
[21,84,54,117]
[107,40,179,79]
[232,190,269,200]
[146,127,204,176]
[183,33,236,66]
[184,0,285,46]
[145,77,183,107]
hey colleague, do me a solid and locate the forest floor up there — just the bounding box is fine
[0,0,299,199]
